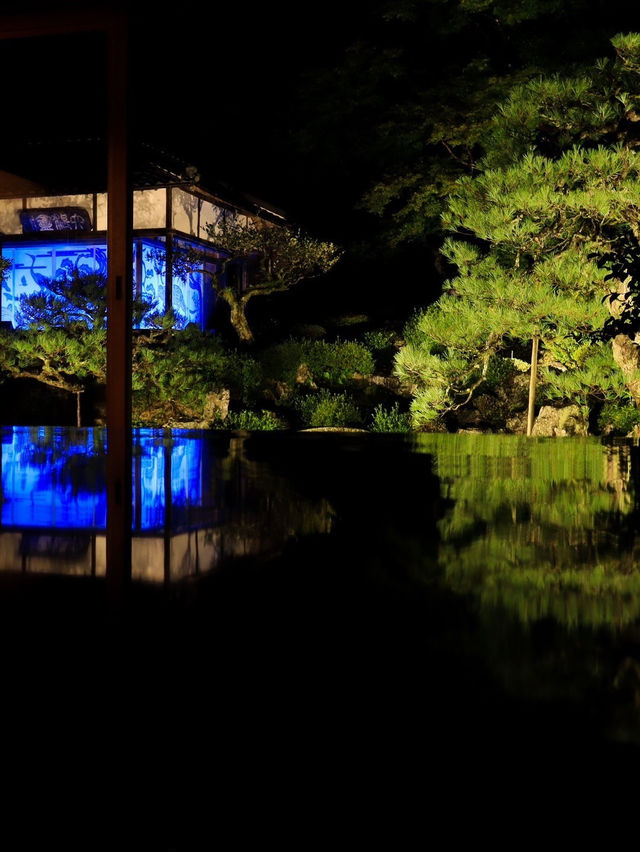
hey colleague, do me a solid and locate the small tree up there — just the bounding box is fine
[0,266,263,427]
[0,268,161,426]
[204,216,341,344]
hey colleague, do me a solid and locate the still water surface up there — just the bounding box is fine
[2,426,640,775]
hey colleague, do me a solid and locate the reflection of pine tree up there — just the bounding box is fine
[416,434,640,628]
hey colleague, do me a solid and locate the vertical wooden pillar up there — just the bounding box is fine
[0,9,134,595]
[165,188,174,313]
[106,11,133,593]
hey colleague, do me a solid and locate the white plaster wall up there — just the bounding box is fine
[199,200,226,241]
[172,187,199,236]
[0,199,21,234]
[0,194,96,235]
[133,188,166,229]
[26,193,93,216]
[96,193,107,230]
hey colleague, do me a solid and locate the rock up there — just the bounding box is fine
[417,420,448,433]
[203,388,230,421]
[531,404,588,437]
[263,380,292,403]
[506,412,528,434]
[349,373,416,399]
[295,363,317,388]
[612,334,640,406]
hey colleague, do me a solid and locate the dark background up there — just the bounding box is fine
[0,1,403,329]
[3,1,640,332]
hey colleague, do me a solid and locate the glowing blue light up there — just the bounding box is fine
[1,238,207,329]
[0,426,206,532]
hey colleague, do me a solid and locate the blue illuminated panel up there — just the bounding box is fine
[1,243,107,327]
[137,238,204,328]
[1,427,205,532]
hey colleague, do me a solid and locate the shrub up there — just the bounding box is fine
[261,338,374,389]
[597,402,640,435]
[131,328,262,424]
[369,402,412,433]
[295,389,362,428]
[215,409,286,431]
[363,329,395,354]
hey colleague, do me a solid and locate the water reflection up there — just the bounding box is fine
[0,426,334,581]
[4,427,640,755]
[411,434,640,629]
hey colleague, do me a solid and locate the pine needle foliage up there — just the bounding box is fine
[399,32,640,427]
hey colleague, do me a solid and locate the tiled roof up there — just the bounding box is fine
[0,137,286,220]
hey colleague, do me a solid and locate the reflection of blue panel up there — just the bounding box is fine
[0,426,107,528]
[0,427,206,532]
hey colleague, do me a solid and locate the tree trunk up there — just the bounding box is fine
[76,391,82,428]
[229,299,254,345]
[526,333,539,436]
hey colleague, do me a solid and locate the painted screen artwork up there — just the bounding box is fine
[1,238,206,329]
[1,242,108,327]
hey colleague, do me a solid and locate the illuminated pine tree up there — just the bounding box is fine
[398,34,640,427]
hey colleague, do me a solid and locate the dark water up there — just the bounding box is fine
[2,427,639,835]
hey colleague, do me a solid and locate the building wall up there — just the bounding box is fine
[0,186,253,238]
[133,188,166,229]
[172,187,240,241]
[0,189,164,235]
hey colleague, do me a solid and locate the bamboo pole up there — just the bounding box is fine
[526,333,540,436]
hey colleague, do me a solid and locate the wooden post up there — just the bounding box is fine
[526,333,540,436]
[0,10,133,596]
[106,10,133,595]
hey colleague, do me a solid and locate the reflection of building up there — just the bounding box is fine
[0,143,285,330]
[0,427,333,583]
[0,426,216,581]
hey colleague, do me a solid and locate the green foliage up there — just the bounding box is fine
[413,434,640,628]
[132,327,261,425]
[261,338,374,390]
[397,35,640,426]
[369,402,412,433]
[202,216,341,344]
[597,402,640,434]
[362,328,395,353]
[215,409,285,431]
[0,267,266,427]
[291,0,640,253]
[294,389,363,428]
[205,217,341,293]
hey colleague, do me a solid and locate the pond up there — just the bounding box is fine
[2,426,640,802]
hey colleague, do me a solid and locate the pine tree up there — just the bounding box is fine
[203,217,341,345]
[396,33,640,428]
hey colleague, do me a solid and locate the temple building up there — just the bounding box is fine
[0,141,285,330]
